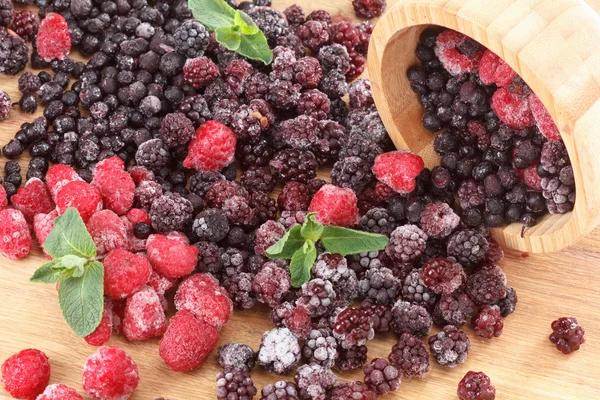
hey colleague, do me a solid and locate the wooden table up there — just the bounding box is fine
[0,1,599,399]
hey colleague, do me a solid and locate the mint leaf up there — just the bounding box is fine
[58,261,104,337]
[265,225,304,259]
[300,213,324,242]
[290,241,316,288]
[320,226,389,256]
[188,0,235,30]
[237,31,273,65]
[30,259,74,283]
[62,254,87,271]
[215,27,241,51]
[234,10,259,35]
[43,208,96,260]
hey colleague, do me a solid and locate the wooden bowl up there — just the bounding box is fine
[367,0,600,253]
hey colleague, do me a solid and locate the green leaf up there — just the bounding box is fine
[215,27,241,51]
[62,254,87,270]
[43,208,96,260]
[30,259,74,283]
[58,261,104,337]
[265,225,305,259]
[237,31,273,65]
[188,0,236,30]
[300,213,324,242]
[320,226,389,256]
[234,10,259,35]
[290,241,317,288]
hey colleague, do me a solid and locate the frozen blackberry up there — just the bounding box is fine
[231,99,275,142]
[420,203,460,239]
[257,328,301,375]
[349,79,374,110]
[296,279,336,317]
[333,307,375,349]
[0,89,10,121]
[253,261,291,307]
[359,267,401,306]
[419,239,448,267]
[220,247,250,283]
[244,72,271,101]
[318,44,351,74]
[206,181,250,209]
[241,166,277,194]
[296,20,330,52]
[218,343,256,372]
[0,28,28,75]
[391,299,432,338]
[260,381,300,400]
[212,98,240,126]
[301,329,338,368]
[149,192,194,233]
[363,358,400,396]
[388,333,429,379]
[297,90,329,121]
[359,208,397,236]
[247,7,289,43]
[542,172,575,214]
[292,58,322,90]
[236,136,274,169]
[386,225,428,263]
[550,317,586,354]
[432,292,474,328]
[313,253,359,308]
[271,302,295,328]
[401,268,437,309]
[278,181,310,211]
[134,180,162,210]
[494,286,517,317]
[330,21,360,52]
[12,10,39,42]
[159,113,195,149]
[428,325,471,368]
[195,241,222,275]
[0,0,13,27]
[270,149,318,184]
[224,59,255,95]
[173,19,209,58]
[339,135,383,165]
[360,301,392,333]
[472,305,504,338]
[319,70,349,99]
[179,95,212,127]
[346,250,388,279]
[330,156,374,193]
[332,382,376,400]
[284,4,306,29]
[267,79,301,111]
[421,257,465,295]
[457,371,497,400]
[135,139,170,170]
[279,115,319,149]
[17,72,41,95]
[458,179,486,210]
[189,171,225,198]
[311,120,347,164]
[216,367,257,400]
[223,196,255,226]
[270,46,297,82]
[540,140,569,175]
[294,363,337,400]
[250,192,278,225]
[192,208,230,242]
[335,345,368,372]
[446,230,489,268]
[465,265,507,305]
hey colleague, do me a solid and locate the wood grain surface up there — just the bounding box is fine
[0,1,599,399]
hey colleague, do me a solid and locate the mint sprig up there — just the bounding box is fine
[30,208,104,338]
[189,0,273,64]
[266,213,389,287]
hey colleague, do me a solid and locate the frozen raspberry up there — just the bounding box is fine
[216,367,257,400]
[0,209,31,260]
[434,30,483,76]
[331,381,376,400]
[296,20,330,52]
[302,329,338,368]
[103,250,151,299]
[421,257,465,294]
[465,265,507,305]
[335,345,368,371]
[184,121,236,171]
[147,269,177,296]
[36,13,71,61]
[254,220,286,256]
[12,11,39,42]
[33,211,57,258]
[258,328,301,375]
[159,310,219,372]
[86,210,129,256]
[447,229,489,268]
[92,167,135,216]
[309,184,359,227]
[388,333,429,379]
[82,346,139,399]
[494,286,517,317]
[428,325,471,367]
[175,273,232,330]
[433,292,475,327]
[517,163,543,191]
[11,178,55,222]
[391,300,432,338]
[386,225,428,264]
[149,193,194,233]
[56,181,103,223]
[333,307,375,349]
[458,371,496,400]
[129,167,155,186]
[293,57,323,89]
[192,208,231,243]
[528,93,561,141]
[549,317,586,354]
[420,203,460,239]
[270,148,319,183]
[479,50,516,87]
[260,381,300,399]
[123,286,167,341]
[294,363,337,400]
[146,233,198,279]
[253,261,291,307]
[218,343,256,372]
[45,165,81,201]
[472,305,503,338]
[278,182,310,211]
[296,279,337,317]
[37,384,83,400]
[363,358,400,395]
[1,349,50,399]
[126,209,150,226]
[206,180,249,209]
[373,151,425,194]
[490,87,534,129]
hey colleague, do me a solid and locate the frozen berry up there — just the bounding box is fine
[465,265,507,305]
[270,148,319,183]
[421,257,465,294]
[494,286,517,317]
[529,93,560,141]
[86,210,129,256]
[296,279,337,317]
[82,346,139,399]
[313,253,359,308]
[218,343,256,373]
[175,273,232,330]
[472,305,504,338]
[0,209,31,260]
[479,50,515,87]
[216,367,258,400]
[1,349,50,399]
[363,358,400,395]
[428,325,471,367]
[333,307,375,349]
[490,87,534,129]
[0,28,28,76]
[389,333,429,378]
[353,0,386,19]
[103,250,151,299]
[0,89,11,120]
[37,384,83,400]
[391,300,432,338]
[433,292,475,327]
[335,345,368,372]
[549,317,585,354]
[149,192,194,233]
[257,328,301,375]
[434,30,483,76]
[83,298,113,346]
[373,151,424,194]
[36,13,71,61]
[294,363,337,400]
[359,267,400,305]
[146,233,198,279]
[33,211,57,258]
[56,181,103,222]
[11,178,55,222]
[420,203,460,239]
[253,261,291,307]
[457,371,496,400]
[447,229,489,268]
[254,220,286,256]
[386,225,428,263]
[183,121,236,171]
[174,20,209,58]
[296,20,330,52]
[331,381,376,400]
[92,166,135,216]
[259,381,300,399]
[192,208,231,243]
[12,11,39,42]
[309,184,359,227]
[302,329,338,368]
[278,181,310,211]
[123,286,167,341]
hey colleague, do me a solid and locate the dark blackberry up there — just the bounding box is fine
[360,301,392,333]
[277,181,309,211]
[331,381,376,400]
[542,170,575,214]
[216,367,257,400]
[236,136,274,169]
[312,120,347,163]
[224,272,256,310]
[297,90,329,120]
[149,192,193,233]
[313,253,359,308]
[348,111,389,146]
[540,140,569,175]
[330,21,360,52]
[158,112,194,149]
[17,72,41,95]
[284,4,306,29]
[549,317,586,354]
[270,149,318,184]
[275,32,306,59]
[328,98,349,125]
[318,44,350,74]
[333,307,375,349]
[270,45,298,83]
[330,156,373,193]
[494,286,517,317]
[249,192,278,225]
[346,250,388,279]
[172,19,209,58]
[358,207,397,236]
[217,343,256,372]
[278,211,308,230]
[358,267,400,305]
[231,100,275,142]
[0,0,12,27]
[225,59,255,95]
[296,20,330,52]
[223,196,254,227]
[189,171,225,198]
[335,345,368,372]
[446,229,489,268]
[472,305,504,338]
[0,89,11,121]
[513,139,540,169]
[457,371,496,400]
[318,70,349,98]
[240,166,277,194]
[432,292,475,328]
[205,180,250,209]
[204,77,239,108]
[259,381,300,399]
[391,299,432,338]
[135,139,170,170]
[257,328,301,375]
[421,257,465,295]
[254,220,287,257]
[247,6,289,43]
[338,134,383,164]
[349,79,374,110]
[465,265,507,305]
[134,181,163,210]
[457,179,486,210]
[294,363,337,400]
[401,268,437,308]
[0,28,28,75]
[428,325,471,367]
[420,203,460,239]
[192,208,230,243]
[244,72,271,101]
[296,279,336,317]
[223,226,251,249]
[266,79,301,111]
[301,329,338,368]
[194,241,222,275]
[363,358,400,396]
[385,225,428,263]
[389,333,429,379]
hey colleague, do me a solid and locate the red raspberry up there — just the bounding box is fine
[91,160,135,216]
[146,233,198,279]
[147,270,177,296]
[0,184,7,210]
[457,371,496,400]
[82,346,139,399]
[46,164,83,201]
[373,151,424,194]
[490,87,534,129]
[36,13,71,62]
[183,57,220,89]
[175,273,232,330]
[514,162,542,191]
[37,384,83,400]
[103,250,152,299]
[128,166,155,185]
[528,93,561,141]
[1,349,50,399]
[472,305,504,338]
[95,156,125,173]
[33,210,58,259]
[478,50,516,87]
[0,209,31,260]
[123,286,167,341]
[85,299,113,347]
[56,181,103,223]
[183,120,236,171]
[434,30,483,76]
[86,210,129,256]
[126,208,150,225]
[111,299,126,335]
[159,310,219,372]
[11,178,54,223]
[119,216,146,253]
[309,184,359,227]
